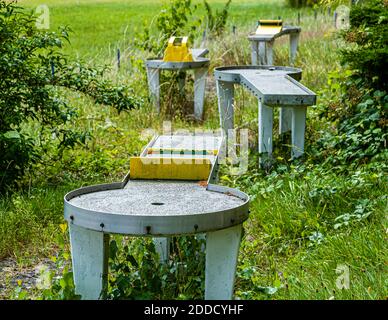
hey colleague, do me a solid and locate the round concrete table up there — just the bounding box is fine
[146,56,210,120]
[64,180,249,300]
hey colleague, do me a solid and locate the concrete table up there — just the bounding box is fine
[248,25,301,66]
[214,66,316,164]
[64,180,249,300]
[146,49,210,120]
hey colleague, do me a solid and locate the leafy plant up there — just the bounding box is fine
[340,0,388,90]
[313,0,387,165]
[0,0,142,192]
[107,236,205,300]
[133,0,201,57]
[12,223,80,300]
[203,0,232,37]
[334,199,374,229]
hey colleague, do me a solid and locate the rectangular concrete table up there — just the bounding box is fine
[214,66,316,165]
[248,25,301,66]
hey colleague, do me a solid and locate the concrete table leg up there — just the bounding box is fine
[258,41,267,65]
[205,224,242,300]
[216,80,235,135]
[289,33,300,66]
[266,41,274,65]
[153,237,171,264]
[251,41,259,65]
[194,67,208,120]
[291,106,307,159]
[146,67,160,113]
[279,107,292,134]
[258,101,274,165]
[69,224,109,300]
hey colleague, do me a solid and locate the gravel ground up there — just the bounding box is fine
[0,257,61,299]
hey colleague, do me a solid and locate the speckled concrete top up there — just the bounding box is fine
[221,68,292,77]
[69,180,244,216]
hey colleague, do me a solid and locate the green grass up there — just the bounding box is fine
[231,161,387,299]
[22,0,322,61]
[1,0,387,300]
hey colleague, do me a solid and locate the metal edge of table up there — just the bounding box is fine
[64,181,250,236]
[261,94,317,106]
[240,75,315,106]
[247,26,302,41]
[146,58,210,70]
[213,65,302,83]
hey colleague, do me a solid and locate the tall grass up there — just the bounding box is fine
[1,0,386,300]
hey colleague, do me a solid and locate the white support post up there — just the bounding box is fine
[266,41,274,65]
[289,33,300,66]
[258,41,267,65]
[146,67,160,113]
[153,237,171,264]
[251,41,259,65]
[279,107,292,134]
[291,106,307,159]
[69,224,109,300]
[216,80,235,135]
[205,224,242,300]
[258,101,274,164]
[194,67,207,120]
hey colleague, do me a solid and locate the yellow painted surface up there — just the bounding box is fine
[163,36,194,62]
[256,19,283,35]
[130,157,212,180]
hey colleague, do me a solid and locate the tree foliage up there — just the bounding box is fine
[0,0,142,192]
[341,0,388,89]
[315,0,387,165]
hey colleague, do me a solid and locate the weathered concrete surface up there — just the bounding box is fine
[69,180,244,216]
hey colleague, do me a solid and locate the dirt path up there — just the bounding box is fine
[0,257,58,299]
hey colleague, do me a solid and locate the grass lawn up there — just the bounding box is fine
[0,0,386,300]
[22,0,314,60]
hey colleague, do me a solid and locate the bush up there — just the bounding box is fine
[204,0,232,37]
[134,0,233,55]
[107,237,205,299]
[134,0,202,57]
[341,0,388,90]
[313,0,387,165]
[0,1,142,192]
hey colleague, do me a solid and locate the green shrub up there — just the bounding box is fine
[107,236,205,299]
[0,1,142,192]
[203,0,232,37]
[341,0,388,90]
[11,223,80,300]
[134,0,202,57]
[314,0,388,165]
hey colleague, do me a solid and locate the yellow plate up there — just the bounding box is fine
[130,157,212,180]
